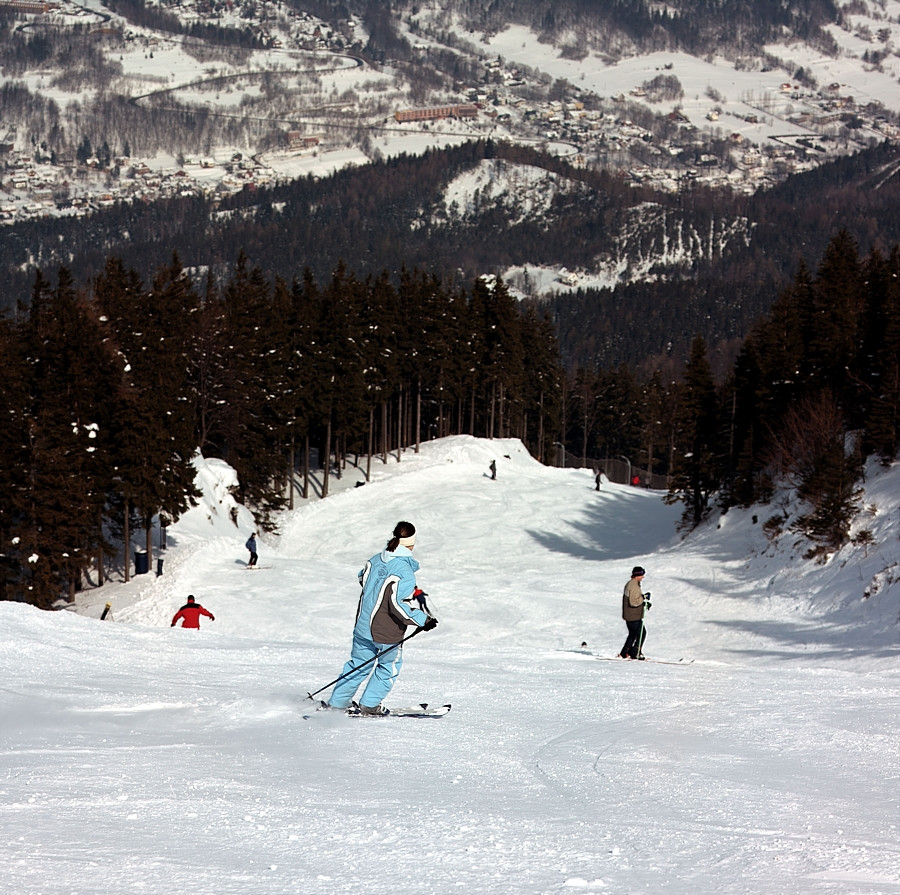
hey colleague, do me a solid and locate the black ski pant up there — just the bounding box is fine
[621,619,646,658]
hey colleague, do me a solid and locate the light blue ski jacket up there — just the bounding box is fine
[353,546,427,644]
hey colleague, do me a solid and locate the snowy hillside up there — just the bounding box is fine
[2,436,898,894]
[434,159,589,227]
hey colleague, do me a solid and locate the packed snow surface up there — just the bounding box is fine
[2,436,898,894]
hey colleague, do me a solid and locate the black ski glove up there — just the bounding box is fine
[423,616,438,631]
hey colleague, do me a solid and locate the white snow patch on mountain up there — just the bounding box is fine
[434,158,588,225]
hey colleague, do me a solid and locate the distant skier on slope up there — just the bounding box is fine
[619,566,649,659]
[171,595,215,629]
[245,532,258,567]
[326,521,437,716]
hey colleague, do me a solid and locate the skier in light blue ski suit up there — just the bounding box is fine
[329,521,435,713]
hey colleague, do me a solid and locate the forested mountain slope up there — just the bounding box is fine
[318,0,843,59]
[3,139,899,371]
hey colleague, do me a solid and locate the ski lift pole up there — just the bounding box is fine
[306,626,424,701]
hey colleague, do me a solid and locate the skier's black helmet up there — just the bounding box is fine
[631,566,645,577]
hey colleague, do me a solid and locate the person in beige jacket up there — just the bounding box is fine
[619,566,649,659]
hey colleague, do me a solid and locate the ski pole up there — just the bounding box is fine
[306,626,424,701]
[637,592,651,658]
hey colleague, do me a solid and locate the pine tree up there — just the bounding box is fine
[217,252,288,524]
[859,247,900,460]
[190,269,230,453]
[467,276,525,439]
[519,306,563,462]
[93,257,147,577]
[640,371,676,483]
[286,270,323,501]
[482,277,525,439]
[755,259,810,424]
[773,389,864,553]
[0,313,30,601]
[571,367,602,467]
[604,364,645,464]
[461,278,488,436]
[803,229,864,399]
[95,255,201,575]
[726,259,813,506]
[11,269,118,606]
[269,275,304,502]
[724,337,766,506]
[315,263,367,495]
[398,268,452,445]
[667,336,720,529]
[363,268,402,463]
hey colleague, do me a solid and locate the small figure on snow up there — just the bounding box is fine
[595,470,603,491]
[619,566,649,659]
[489,459,497,480]
[171,595,215,629]
[327,521,438,716]
[245,532,258,568]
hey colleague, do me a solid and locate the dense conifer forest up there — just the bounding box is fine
[1,228,898,608]
[3,139,900,372]
[0,257,564,607]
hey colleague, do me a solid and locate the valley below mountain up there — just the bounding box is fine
[2,0,900,367]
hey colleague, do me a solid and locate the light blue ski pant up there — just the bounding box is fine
[329,632,404,709]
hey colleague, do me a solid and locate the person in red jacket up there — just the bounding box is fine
[171,595,215,629]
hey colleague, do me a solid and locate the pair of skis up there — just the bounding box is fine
[303,700,451,720]
[596,654,693,666]
[347,702,451,718]
[563,647,693,666]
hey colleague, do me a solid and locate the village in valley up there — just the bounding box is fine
[1,0,900,224]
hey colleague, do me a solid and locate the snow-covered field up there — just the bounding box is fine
[483,28,900,133]
[2,436,898,894]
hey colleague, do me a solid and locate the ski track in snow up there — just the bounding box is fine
[2,436,899,895]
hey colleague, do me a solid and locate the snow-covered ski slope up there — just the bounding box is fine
[2,436,898,894]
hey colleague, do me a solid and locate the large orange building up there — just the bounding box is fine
[395,104,478,123]
[0,0,61,12]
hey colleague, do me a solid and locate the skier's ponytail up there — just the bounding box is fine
[386,521,416,552]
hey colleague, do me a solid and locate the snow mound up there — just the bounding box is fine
[173,454,257,542]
